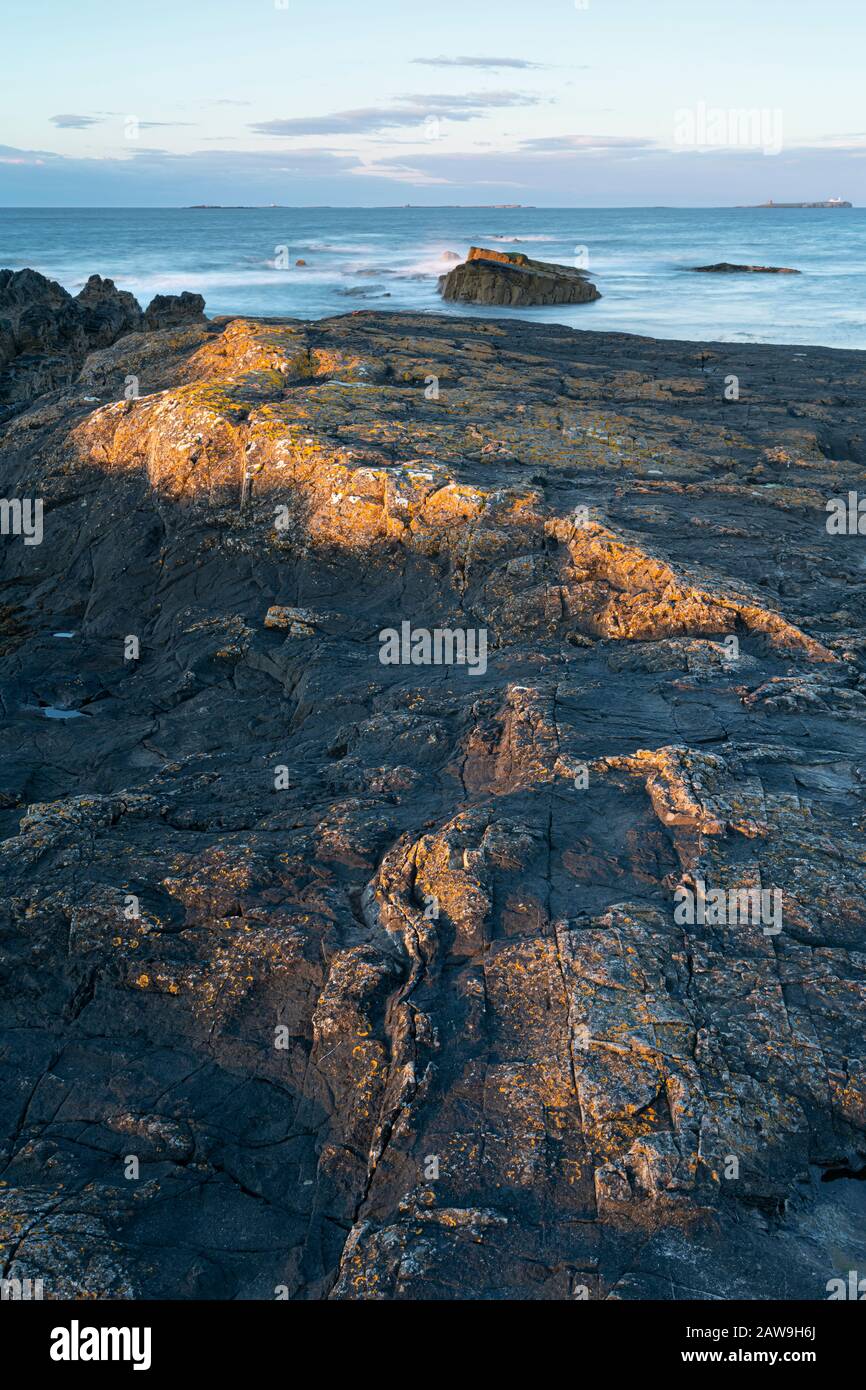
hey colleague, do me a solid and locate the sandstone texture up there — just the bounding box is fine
[439,246,601,306]
[1,277,865,1301]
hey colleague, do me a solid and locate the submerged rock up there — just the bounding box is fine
[692,262,801,274]
[439,245,601,306]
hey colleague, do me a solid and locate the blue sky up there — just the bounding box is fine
[2,0,865,205]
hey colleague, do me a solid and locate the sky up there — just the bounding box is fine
[1,0,865,206]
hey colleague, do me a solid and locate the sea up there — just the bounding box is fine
[2,205,865,350]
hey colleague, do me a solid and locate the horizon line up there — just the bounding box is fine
[1,203,858,211]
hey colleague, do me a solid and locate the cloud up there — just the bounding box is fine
[518,135,660,153]
[136,121,198,130]
[351,160,451,185]
[251,90,542,137]
[51,113,195,132]
[411,56,550,71]
[414,91,544,112]
[0,144,53,166]
[2,131,864,208]
[50,114,103,129]
[252,108,423,137]
[0,140,356,179]
[803,132,866,150]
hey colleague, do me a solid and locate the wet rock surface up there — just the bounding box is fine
[439,246,601,306]
[1,297,865,1301]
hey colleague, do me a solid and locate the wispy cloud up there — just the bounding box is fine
[50,113,103,129]
[416,91,545,112]
[411,55,550,71]
[351,160,451,185]
[50,113,196,132]
[137,121,198,130]
[251,90,542,137]
[0,143,52,165]
[802,132,866,150]
[518,134,660,153]
[251,109,414,136]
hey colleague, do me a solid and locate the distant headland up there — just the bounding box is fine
[743,198,853,208]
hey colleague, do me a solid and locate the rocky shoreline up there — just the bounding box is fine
[1,270,865,1301]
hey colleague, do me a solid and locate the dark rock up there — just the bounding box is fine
[338,284,389,298]
[439,246,601,306]
[0,268,78,364]
[0,270,206,420]
[142,290,206,332]
[75,275,143,346]
[692,262,801,274]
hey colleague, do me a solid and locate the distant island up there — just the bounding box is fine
[401,203,531,209]
[744,198,853,208]
[187,203,534,210]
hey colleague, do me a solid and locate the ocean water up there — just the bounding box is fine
[2,206,865,350]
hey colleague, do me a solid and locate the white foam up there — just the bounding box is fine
[483,235,558,243]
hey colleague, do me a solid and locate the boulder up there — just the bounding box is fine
[438,246,601,306]
[142,291,206,332]
[0,268,88,364]
[75,274,143,346]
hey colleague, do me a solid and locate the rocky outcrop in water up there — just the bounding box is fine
[1,283,865,1301]
[692,263,801,274]
[439,246,601,306]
